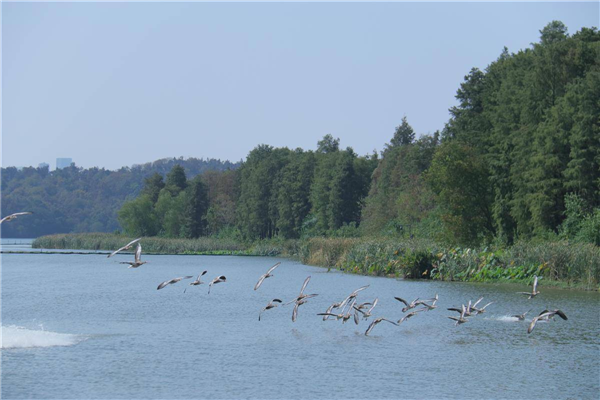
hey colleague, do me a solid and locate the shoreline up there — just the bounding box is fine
[30,232,600,291]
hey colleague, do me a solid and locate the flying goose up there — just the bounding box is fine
[318,299,357,324]
[517,276,540,299]
[365,317,399,336]
[208,276,227,294]
[528,309,567,334]
[259,299,282,321]
[108,237,142,258]
[119,243,147,268]
[285,276,318,305]
[512,309,532,321]
[472,302,494,315]
[338,285,370,313]
[354,298,379,320]
[183,271,208,293]
[397,308,425,325]
[291,295,318,322]
[322,302,342,321]
[0,212,33,224]
[189,271,208,286]
[448,304,468,325]
[157,276,194,290]
[254,262,281,291]
[395,297,421,313]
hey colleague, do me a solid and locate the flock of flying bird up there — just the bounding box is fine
[2,212,568,336]
[106,237,568,336]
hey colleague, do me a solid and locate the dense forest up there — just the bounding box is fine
[4,22,600,246]
[0,157,239,238]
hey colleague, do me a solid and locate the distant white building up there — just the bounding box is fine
[38,162,49,169]
[56,158,73,169]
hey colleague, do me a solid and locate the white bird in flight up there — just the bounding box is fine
[118,243,146,268]
[157,276,194,290]
[108,237,142,258]
[254,262,281,290]
[0,212,33,224]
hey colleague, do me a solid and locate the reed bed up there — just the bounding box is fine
[33,233,245,254]
[32,233,599,289]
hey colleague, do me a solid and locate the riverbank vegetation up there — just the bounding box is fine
[21,22,600,288]
[33,233,599,289]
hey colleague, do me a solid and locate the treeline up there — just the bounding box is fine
[119,22,599,246]
[6,22,600,247]
[0,157,239,238]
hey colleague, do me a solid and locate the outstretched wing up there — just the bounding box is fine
[266,262,281,275]
[367,298,379,314]
[365,320,378,336]
[254,274,267,291]
[135,243,142,263]
[394,297,409,307]
[126,237,142,248]
[299,276,311,295]
[292,303,300,322]
[532,276,538,293]
[108,246,126,258]
[157,279,173,290]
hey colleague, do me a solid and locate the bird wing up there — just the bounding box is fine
[554,310,568,320]
[126,237,142,248]
[0,216,9,224]
[266,262,281,275]
[367,298,379,314]
[354,310,360,325]
[351,285,370,296]
[472,297,484,308]
[481,302,494,310]
[299,276,311,295]
[12,212,33,217]
[381,318,399,326]
[528,316,542,334]
[292,303,299,322]
[365,320,378,336]
[254,274,268,291]
[157,280,173,290]
[108,245,127,258]
[532,276,538,293]
[272,299,283,303]
[135,243,142,263]
[394,297,409,307]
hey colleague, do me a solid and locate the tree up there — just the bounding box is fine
[117,195,159,236]
[181,175,209,238]
[426,142,495,245]
[141,173,165,204]
[388,116,415,148]
[317,134,340,153]
[165,165,188,195]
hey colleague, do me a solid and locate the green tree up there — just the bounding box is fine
[426,142,495,245]
[388,116,416,148]
[141,173,165,204]
[117,195,159,236]
[181,175,209,238]
[165,165,188,196]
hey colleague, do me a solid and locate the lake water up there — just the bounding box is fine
[2,251,599,399]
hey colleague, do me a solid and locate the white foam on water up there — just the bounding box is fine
[1,325,84,349]
[495,315,520,322]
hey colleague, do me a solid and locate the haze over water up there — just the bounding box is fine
[2,252,599,399]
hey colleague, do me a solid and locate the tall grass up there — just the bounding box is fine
[33,233,245,254]
[32,233,599,289]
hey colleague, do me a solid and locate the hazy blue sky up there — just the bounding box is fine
[3,2,598,170]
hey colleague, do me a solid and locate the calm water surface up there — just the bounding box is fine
[2,252,599,399]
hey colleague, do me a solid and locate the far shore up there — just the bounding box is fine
[29,232,600,291]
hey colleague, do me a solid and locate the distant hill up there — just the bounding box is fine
[0,157,240,238]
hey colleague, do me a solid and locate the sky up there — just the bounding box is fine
[2,2,599,170]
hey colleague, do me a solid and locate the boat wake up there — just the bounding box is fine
[1,325,85,349]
